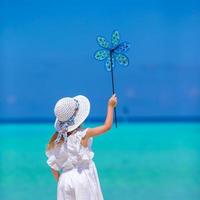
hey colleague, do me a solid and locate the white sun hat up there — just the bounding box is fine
[54,95,90,133]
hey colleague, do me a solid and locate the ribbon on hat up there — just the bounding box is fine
[54,99,79,144]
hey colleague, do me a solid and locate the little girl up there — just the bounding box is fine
[45,94,117,200]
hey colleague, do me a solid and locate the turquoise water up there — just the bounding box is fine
[0,123,200,200]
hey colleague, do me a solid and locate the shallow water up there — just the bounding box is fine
[0,123,200,200]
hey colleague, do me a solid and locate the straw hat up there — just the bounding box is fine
[54,95,90,132]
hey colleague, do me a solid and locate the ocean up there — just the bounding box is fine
[0,123,200,200]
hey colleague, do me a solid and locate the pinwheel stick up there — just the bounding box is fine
[110,50,117,128]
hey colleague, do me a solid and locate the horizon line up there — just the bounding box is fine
[0,116,200,124]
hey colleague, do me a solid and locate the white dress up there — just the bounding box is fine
[46,128,104,200]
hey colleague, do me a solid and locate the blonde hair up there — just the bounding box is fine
[46,125,82,151]
[46,132,61,151]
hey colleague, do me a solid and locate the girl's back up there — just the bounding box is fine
[46,128,94,172]
[45,94,117,200]
[46,127,103,200]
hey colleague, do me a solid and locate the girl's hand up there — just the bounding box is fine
[108,94,117,108]
[85,94,117,138]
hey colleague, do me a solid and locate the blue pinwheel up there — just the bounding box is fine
[94,30,130,127]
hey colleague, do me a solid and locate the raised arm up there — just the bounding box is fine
[85,94,117,138]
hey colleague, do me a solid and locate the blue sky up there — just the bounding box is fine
[1,0,200,120]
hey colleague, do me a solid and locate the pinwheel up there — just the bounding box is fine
[94,30,130,127]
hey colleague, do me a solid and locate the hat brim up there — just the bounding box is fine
[56,95,90,132]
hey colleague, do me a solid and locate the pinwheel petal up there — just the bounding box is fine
[105,56,115,71]
[94,50,109,61]
[97,36,109,48]
[114,42,130,53]
[116,54,129,66]
[111,30,120,47]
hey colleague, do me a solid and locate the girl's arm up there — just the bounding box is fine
[85,94,117,138]
[51,168,60,181]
